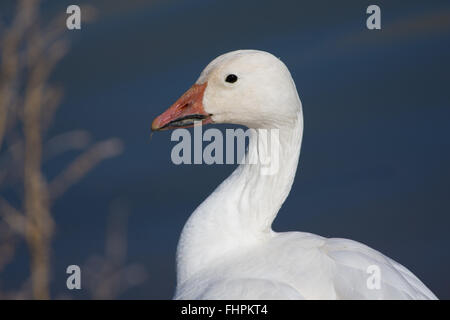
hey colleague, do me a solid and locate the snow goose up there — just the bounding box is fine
[151,50,437,300]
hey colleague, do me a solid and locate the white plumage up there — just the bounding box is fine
[153,50,437,300]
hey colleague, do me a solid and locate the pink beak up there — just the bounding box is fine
[151,82,212,131]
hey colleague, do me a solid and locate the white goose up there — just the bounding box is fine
[152,50,437,300]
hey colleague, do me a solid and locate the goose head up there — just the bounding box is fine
[151,50,301,131]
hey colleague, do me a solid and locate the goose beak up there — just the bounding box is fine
[151,82,212,131]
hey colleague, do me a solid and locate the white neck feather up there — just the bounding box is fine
[176,111,303,286]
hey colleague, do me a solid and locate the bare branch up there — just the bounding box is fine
[0,221,18,274]
[40,85,63,135]
[0,1,38,150]
[49,138,123,201]
[44,130,91,161]
[0,0,120,300]
[0,197,26,235]
[82,201,148,299]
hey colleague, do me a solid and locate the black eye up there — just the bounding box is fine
[225,74,238,83]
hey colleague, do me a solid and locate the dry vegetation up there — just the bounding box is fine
[0,1,146,299]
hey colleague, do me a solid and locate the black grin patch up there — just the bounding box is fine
[160,114,210,129]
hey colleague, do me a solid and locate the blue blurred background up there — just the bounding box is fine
[1,0,449,299]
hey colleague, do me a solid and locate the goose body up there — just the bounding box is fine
[152,50,437,300]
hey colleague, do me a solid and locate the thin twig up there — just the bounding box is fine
[49,139,123,201]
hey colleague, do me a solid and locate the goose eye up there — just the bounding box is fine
[225,74,238,83]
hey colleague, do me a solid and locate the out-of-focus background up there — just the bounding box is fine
[0,0,449,299]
